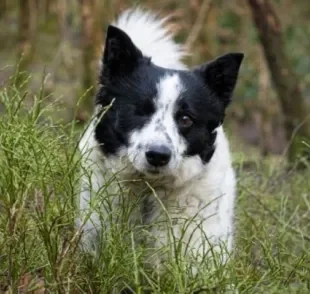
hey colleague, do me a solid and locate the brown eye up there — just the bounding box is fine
[177,115,193,128]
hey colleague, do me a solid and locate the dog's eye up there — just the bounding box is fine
[177,115,193,128]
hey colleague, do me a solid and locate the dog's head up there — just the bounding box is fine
[94,26,243,182]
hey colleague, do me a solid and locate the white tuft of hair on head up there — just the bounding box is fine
[113,8,188,70]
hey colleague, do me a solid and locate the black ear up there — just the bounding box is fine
[194,53,244,107]
[101,25,143,82]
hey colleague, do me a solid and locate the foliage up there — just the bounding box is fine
[0,79,309,293]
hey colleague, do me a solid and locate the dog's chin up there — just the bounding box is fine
[143,169,166,179]
[132,164,171,180]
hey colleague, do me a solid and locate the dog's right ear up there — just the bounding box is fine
[101,25,143,83]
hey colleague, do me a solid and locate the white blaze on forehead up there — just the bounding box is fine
[151,74,184,147]
[128,74,184,146]
[156,73,183,107]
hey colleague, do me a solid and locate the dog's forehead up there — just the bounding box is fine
[155,73,183,107]
[147,74,184,147]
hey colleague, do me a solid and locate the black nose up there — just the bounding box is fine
[145,145,172,167]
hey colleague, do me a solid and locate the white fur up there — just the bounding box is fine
[113,8,187,70]
[78,8,236,273]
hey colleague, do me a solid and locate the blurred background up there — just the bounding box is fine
[0,0,309,164]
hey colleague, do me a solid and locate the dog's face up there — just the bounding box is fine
[94,26,243,182]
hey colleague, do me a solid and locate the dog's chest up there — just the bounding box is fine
[126,179,220,226]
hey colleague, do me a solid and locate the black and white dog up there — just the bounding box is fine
[78,8,243,272]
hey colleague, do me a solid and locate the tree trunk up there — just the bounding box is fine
[42,0,52,22]
[18,0,32,60]
[57,0,69,40]
[77,0,96,123]
[247,0,310,163]
[17,0,35,86]
[257,49,273,157]
[0,0,6,19]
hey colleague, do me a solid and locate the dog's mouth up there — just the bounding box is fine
[137,168,175,187]
[142,168,164,178]
[146,168,160,174]
[126,161,176,186]
[135,165,168,179]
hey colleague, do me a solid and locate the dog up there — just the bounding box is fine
[78,8,244,274]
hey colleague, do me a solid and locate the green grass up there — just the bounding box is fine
[0,80,310,294]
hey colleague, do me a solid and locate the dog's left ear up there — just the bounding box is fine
[193,53,244,107]
[101,25,143,83]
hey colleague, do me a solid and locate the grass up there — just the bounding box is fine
[0,78,310,294]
